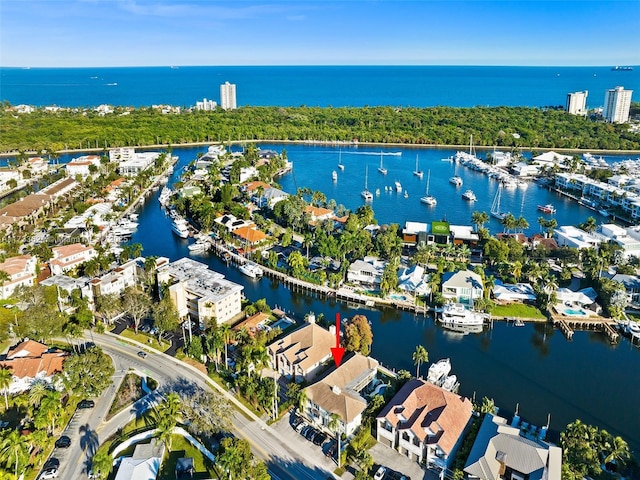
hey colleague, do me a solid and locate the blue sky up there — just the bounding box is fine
[1,0,639,67]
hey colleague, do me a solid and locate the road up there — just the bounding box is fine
[53,333,336,480]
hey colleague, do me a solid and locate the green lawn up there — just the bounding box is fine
[158,435,219,480]
[490,304,547,319]
[119,329,168,351]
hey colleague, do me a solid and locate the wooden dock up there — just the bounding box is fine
[551,314,619,343]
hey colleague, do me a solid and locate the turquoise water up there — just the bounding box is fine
[564,308,587,316]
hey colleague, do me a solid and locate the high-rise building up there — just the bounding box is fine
[195,98,217,111]
[566,91,588,116]
[603,86,633,123]
[220,81,237,110]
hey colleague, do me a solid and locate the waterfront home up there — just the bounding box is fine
[240,166,259,183]
[64,202,113,231]
[232,225,269,247]
[156,257,243,327]
[510,161,540,177]
[268,321,335,382]
[65,155,101,178]
[260,186,289,209]
[42,176,78,200]
[214,213,256,233]
[610,274,640,306]
[113,438,165,480]
[397,265,431,296]
[449,225,480,246]
[49,243,97,275]
[532,151,573,167]
[529,234,559,250]
[304,205,335,224]
[0,255,37,298]
[600,224,640,258]
[0,168,21,190]
[233,312,271,337]
[463,413,562,480]
[0,193,50,232]
[553,225,602,250]
[492,281,536,303]
[441,270,483,304]
[27,157,49,175]
[347,257,386,286]
[109,147,136,163]
[402,221,466,247]
[118,151,161,177]
[376,379,473,467]
[0,339,68,394]
[302,353,378,437]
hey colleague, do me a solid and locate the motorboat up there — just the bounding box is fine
[462,190,477,202]
[441,374,459,392]
[403,190,409,198]
[440,302,486,326]
[239,263,264,278]
[332,170,338,181]
[188,240,209,254]
[158,187,172,206]
[338,151,345,171]
[502,179,518,189]
[449,176,463,187]
[171,217,190,238]
[361,165,373,201]
[426,358,451,386]
[537,204,556,214]
[394,180,402,192]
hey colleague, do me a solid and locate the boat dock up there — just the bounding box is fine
[550,314,620,343]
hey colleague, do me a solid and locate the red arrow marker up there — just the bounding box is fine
[330,313,345,367]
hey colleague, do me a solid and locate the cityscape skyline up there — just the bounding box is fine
[1,0,639,68]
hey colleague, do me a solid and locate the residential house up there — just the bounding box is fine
[268,322,335,382]
[441,270,483,304]
[302,353,379,437]
[347,257,386,286]
[610,274,640,305]
[65,155,101,178]
[156,257,243,327]
[240,166,259,183]
[0,339,68,393]
[42,177,78,200]
[376,379,473,467]
[114,439,165,480]
[554,225,602,250]
[260,187,289,209]
[27,157,49,175]
[397,265,431,296]
[464,414,562,480]
[233,312,271,337]
[492,282,536,303]
[90,257,144,298]
[233,226,269,247]
[49,243,97,275]
[304,205,335,226]
[0,193,51,232]
[214,214,256,233]
[600,224,640,258]
[0,169,21,189]
[118,152,160,177]
[0,255,37,298]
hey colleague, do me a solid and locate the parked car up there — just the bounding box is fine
[305,427,318,441]
[43,458,59,470]
[324,441,336,458]
[299,425,312,437]
[137,351,148,359]
[374,466,387,480]
[78,399,95,409]
[54,436,71,448]
[39,467,58,479]
[295,421,308,433]
[313,432,327,446]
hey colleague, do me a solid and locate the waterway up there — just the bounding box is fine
[123,144,640,452]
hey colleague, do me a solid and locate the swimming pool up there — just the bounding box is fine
[389,294,409,301]
[564,308,587,316]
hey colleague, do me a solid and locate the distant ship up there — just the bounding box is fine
[612,66,633,71]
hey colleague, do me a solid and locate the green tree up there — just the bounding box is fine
[0,429,30,479]
[151,296,179,341]
[412,345,429,378]
[328,413,343,468]
[153,392,181,450]
[344,314,373,355]
[61,346,114,396]
[90,449,113,480]
[178,388,232,438]
[0,367,11,409]
[123,287,151,333]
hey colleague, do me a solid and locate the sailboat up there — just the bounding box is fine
[338,150,345,171]
[490,184,508,220]
[361,165,373,201]
[413,154,424,179]
[420,170,437,205]
[377,152,388,175]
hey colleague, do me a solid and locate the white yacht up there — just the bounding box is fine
[420,170,437,205]
[158,186,172,205]
[440,302,486,326]
[413,154,424,179]
[171,217,190,238]
[188,240,209,254]
[441,374,459,392]
[394,180,402,192]
[426,358,451,386]
[361,165,373,201]
[239,263,264,278]
[378,152,388,175]
[449,176,463,187]
[332,170,338,181]
[462,190,477,202]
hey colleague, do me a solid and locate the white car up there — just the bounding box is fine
[39,468,59,479]
[374,466,386,480]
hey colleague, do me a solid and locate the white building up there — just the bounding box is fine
[27,157,49,175]
[118,152,160,177]
[347,257,386,285]
[49,243,97,274]
[566,90,588,116]
[603,86,633,123]
[0,255,37,298]
[114,439,165,480]
[0,169,21,188]
[195,98,217,111]
[554,225,602,250]
[65,155,101,178]
[156,257,243,327]
[90,257,144,298]
[109,147,136,163]
[220,81,237,110]
[441,269,483,304]
[0,340,68,394]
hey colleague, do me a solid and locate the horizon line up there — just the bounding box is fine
[1,64,638,69]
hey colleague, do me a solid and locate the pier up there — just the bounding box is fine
[550,314,620,343]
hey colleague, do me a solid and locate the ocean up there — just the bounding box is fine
[1,65,638,108]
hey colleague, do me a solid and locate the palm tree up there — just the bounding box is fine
[328,413,342,468]
[154,392,181,451]
[28,380,48,409]
[0,367,12,409]
[0,429,31,479]
[219,324,235,369]
[90,449,113,479]
[471,211,489,231]
[412,345,428,378]
[601,433,631,467]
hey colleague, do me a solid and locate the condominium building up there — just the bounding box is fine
[603,86,633,123]
[195,98,217,111]
[156,257,243,327]
[566,90,588,116]
[220,81,237,110]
